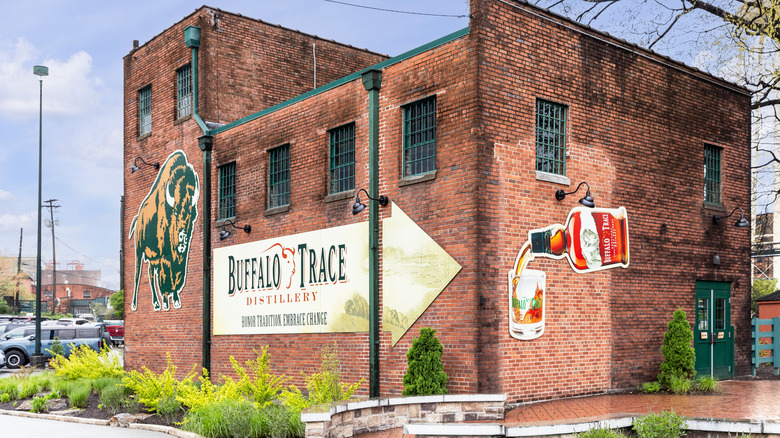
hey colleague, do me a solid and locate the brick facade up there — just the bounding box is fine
[123,1,751,403]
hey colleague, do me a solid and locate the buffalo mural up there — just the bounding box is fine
[129,150,200,311]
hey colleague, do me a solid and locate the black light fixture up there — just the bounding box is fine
[219,219,252,240]
[555,181,595,208]
[352,188,389,215]
[712,207,749,228]
[131,157,160,173]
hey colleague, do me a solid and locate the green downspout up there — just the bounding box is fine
[361,69,382,398]
[185,25,211,374]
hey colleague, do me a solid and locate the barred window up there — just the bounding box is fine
[403,96,437,177]
[268,145,290,208]
[535,99,567,176]
[329,123,355,194]
[176,64,192,119]
[704,144,722,204]
[139,86,152,136]
[218,162,236,220]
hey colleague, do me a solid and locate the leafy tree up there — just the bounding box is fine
[658,308,696,389]
[752,278,777,316]
[402,327,448,396]
[109,290,124,319]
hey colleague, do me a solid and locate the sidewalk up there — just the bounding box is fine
[356,380,780,438]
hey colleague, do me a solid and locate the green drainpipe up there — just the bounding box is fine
[185,25,212,374]
[361,69,382,398]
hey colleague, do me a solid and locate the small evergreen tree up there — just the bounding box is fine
[658,308,696,389]
[402,327,448,396]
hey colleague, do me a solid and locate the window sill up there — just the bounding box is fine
[399,170,436,187]
[264,205,290,216]
[535,171,570,186]
[136,133,152,142]
[325,190,355,203]
[213,218,236,228]
[703,203,726,213]
[174,114,192,125]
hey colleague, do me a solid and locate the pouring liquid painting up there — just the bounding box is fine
[508,206,630,340]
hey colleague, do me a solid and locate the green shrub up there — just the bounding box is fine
[47,389,61,400]
[98,382,132,415]
[667,375,693,395]
[578,426,626,438]
[17,380,40,399]
[47,337,65,358]
[402,327,448,396]
[639,382,661,393]
[695,376,720,392]
[92,377,123,395]
[658,309,696,390]
[122,353,198,412]
[0,379,19,400]
[183,397,265,438]
[279,344,363,413]
[633,410,686,438]
[50,344,123,380]
[157,394,183,424]
[0,393,9,403]
[220,347,290,408]
[262,403,305,438]
[68,383,91,409]
[30,396,47,413]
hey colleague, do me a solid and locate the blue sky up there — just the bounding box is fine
[0,1,470,290]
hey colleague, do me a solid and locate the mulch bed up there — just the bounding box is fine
[0,392,185,428]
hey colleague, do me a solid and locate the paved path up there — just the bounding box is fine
[354,380,780,438]
[0,414,174,438]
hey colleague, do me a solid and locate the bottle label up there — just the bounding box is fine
[566,207,629,272]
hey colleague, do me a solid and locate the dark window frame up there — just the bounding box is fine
[329,123,356,194]
[402,96,437,177]
[268,144,291,209]
[176,64,192,120]
[218,161,237,220]
[704,143,722,205]
[535,99,568,176]
[139,85,152,136]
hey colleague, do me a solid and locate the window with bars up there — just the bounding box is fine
[218,162,236,220]
[176,64,192,119]
[704,144,722,204]
[403,96,437,177]
[535,99,567,176]
[83,290,91,299]
[139,85,152,136]
[268,145,290,209]
[329,123,355,194]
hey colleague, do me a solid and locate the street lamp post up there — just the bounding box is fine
[33,64,48,364]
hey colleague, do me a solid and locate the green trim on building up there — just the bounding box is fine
[208,27,469,136]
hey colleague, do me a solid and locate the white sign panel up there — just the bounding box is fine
[213,222,369,335]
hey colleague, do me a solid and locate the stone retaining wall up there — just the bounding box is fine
[301,394,506,438]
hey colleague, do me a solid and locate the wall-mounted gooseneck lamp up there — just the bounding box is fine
[712,207,750,228]
[131,157,160,173]
[554,181,595,208]
[352,188,389,215]
[219,219,252,241]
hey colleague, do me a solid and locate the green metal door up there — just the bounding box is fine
[694,281,734,379]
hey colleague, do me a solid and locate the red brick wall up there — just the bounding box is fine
[123,6,388,378]
[471,0,751,402]
[123,1,751,402]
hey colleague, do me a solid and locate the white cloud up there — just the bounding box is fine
[0,38,104,120]
[0,188,11,201]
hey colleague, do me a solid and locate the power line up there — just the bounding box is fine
[323,0,470,18]
[54,237,119,273]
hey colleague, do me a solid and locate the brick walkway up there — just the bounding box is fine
[354,380,780,438]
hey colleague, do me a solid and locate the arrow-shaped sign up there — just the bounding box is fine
[382,203,462,346]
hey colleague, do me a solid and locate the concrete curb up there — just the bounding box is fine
[0,409,200,437]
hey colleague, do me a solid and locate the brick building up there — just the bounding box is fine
[122,0,751,403]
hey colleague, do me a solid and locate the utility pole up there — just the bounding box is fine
[43,199,60,314]
[16,228,22,312]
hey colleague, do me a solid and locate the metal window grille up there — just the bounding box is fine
[535,99,567,175]
[268,145,290,208]
[704,144,721,204]
[329,123,355,194]
[176,64,192,119]
[403,96,437,177]
[139,86,152,136]
[218,162,236,220]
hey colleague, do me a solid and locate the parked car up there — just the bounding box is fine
[103,320,124,346]
[0,349,5,368]
[54,318,91,326]
[0,325,106,369]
